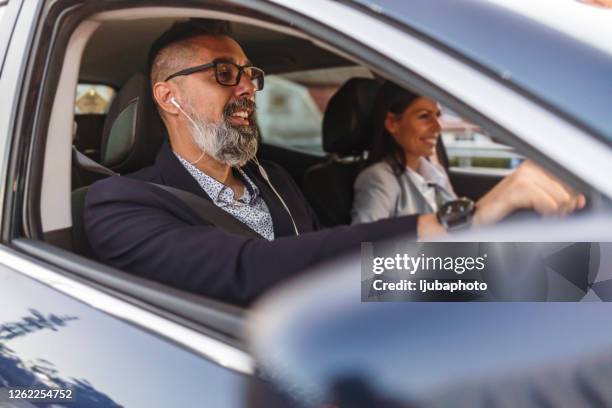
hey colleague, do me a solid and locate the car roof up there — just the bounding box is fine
[351,0,612,145]
[487,0,612,56]
[80,18,349,89]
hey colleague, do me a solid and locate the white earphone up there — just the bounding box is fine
[252,157,300,236]
[171,97,206,165]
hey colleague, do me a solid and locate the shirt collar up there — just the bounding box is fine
[405,157,447,191]
[173,152,260,205]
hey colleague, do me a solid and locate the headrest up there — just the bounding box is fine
[322,78,381,156]
[100,73,165,173]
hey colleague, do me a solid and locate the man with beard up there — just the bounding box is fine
[84,20,585,306]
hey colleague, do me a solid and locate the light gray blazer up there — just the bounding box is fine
[351,159,456,224]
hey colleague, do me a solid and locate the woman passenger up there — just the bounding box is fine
[351,82,457,224]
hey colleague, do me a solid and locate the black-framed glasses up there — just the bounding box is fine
[165,61,265,91]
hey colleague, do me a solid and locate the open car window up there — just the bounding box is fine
[30,8,606,288]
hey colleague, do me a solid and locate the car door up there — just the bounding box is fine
[0,256,251,407]
[1,0,609,406]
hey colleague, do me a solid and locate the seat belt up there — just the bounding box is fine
[73,146,118,176]
[150,183,263,239]
[72,147,262,239]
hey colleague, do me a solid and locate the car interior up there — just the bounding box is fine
[67,17,506,235]
[63,17,496,251]
[11,4,593,347]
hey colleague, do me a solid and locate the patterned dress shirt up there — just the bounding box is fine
[175,153,275,240]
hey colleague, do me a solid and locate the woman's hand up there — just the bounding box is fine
[473,160,586,226]
[417,161,586,239]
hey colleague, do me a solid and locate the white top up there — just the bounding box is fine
[405,158,454,211]
[351,158,457,224]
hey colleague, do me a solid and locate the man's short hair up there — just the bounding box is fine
[148,19,232,88]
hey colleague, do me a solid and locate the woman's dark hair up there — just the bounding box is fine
[368,82,420,177]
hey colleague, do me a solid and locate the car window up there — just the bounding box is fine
[257,66,373,155]
[74,83,115,114]
[441,107,523,170]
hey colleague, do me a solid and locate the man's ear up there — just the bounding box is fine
[384,112,398,136]
[153,81,179,115]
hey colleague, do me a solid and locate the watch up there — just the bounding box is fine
[436,198,475,232]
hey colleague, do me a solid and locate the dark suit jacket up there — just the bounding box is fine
[84,142,417,306]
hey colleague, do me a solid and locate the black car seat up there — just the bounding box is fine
[302,78,382,227]
[99,73,166,174]
[71,73,165,257]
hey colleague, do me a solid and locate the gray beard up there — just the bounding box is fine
[186,103,259,168]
